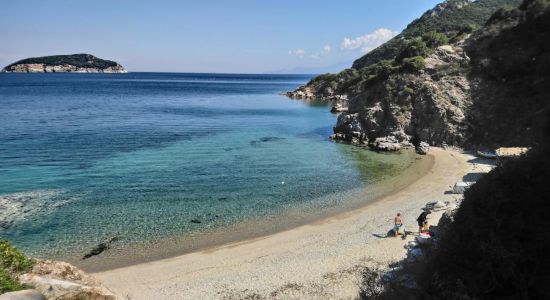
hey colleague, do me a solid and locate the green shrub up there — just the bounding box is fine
[403,87,415,94]
[0,240,33,274]
[0,240,34,293]
[364,59,398,79]
[396,38,430,62]
[422,31,449,48]
[0,268,28,294]
[401,56,426,72]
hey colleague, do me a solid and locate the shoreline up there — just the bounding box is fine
[75,148,433,272]
[94,148,486,299]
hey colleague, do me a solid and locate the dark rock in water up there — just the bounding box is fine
[0,220,14,229]
[250,136,285,146]
[190,219,202,224]
[82,236,119,260]
[259,137,284,142]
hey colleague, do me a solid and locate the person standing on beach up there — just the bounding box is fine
[417,211,430,233]
[394,213,403,237]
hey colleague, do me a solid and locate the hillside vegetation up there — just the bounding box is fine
[0,240,33,293]
[5,54,118,69]
[352,0,521,69]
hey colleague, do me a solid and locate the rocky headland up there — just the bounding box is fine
[1,54,127,73]
[286,0,550,153]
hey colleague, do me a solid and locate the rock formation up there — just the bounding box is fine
[18,260,124,300]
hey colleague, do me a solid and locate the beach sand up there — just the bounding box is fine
[94,148,491,299]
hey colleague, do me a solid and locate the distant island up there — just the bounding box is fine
[1,54,127,73]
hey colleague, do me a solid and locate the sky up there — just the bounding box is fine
[0,0,441,73]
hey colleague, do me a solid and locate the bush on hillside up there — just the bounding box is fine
[422,31,449,48]
[401,56,426,73]
[396,38,430,62]
[0,240,34,293]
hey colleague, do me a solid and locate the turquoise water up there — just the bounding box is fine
[0,73,418,267]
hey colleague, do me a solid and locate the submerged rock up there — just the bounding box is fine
[0,190,72,231]
[82,236,119,260]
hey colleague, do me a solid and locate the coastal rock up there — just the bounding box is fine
[424,200,447,212]
[18,260,124,300]
[0,289,46,300]
[284,73,350,102]
[285,85,315,99]
[334,113,363,136]
[331,113,369,144]
[372,137,401,152]
[416,142,430,155]
[330,104,348,113]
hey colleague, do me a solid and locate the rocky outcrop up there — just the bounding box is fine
[285,85,348,102]
[416,142,430,155]
[330,104,348,113]
[326,41,471,150]
[372,137,402,151]
[0,289,46,300]
[2,54,127,73]
[18,260,124,300]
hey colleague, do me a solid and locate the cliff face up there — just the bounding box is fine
[288,0,548,149]
[2,54,127,73]
[334,43,473,146]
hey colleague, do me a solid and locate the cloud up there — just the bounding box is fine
[288,49,306,58]
[341,28,398,53]
[310,44,332,60]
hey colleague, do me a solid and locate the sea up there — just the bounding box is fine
[0,72,424,270]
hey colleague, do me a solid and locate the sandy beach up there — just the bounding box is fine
[94,148,490,299]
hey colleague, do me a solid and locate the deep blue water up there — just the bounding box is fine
[0,73,416,264]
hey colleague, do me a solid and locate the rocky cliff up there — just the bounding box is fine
[287,0,549,150]
[2,54,127,73]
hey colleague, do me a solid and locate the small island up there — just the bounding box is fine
[1,54,127,73]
